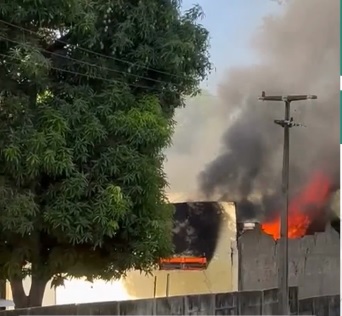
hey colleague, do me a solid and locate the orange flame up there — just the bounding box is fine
[261,172,332,239]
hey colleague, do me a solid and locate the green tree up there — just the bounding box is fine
[0,0,211,308]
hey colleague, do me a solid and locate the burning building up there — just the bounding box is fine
[238,221,339,299]
[261,171,339,239]
[192,0,340,299]
[157,0,339,301]
[236,172,340,299]
[11,199,337,305]
[122,190,339,300]
[122,201,239,298]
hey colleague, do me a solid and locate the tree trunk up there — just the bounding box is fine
[9,278,27,308]
[10,232,50,308]
[10,276,48,308]
[27,275,48,307]
[0,280,6,299]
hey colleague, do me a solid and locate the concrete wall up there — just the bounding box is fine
[238,224,340,298]
[299,294,340,315]
[1,288,339,315]
[0,287,302,315]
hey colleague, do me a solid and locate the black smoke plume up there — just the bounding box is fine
[198,0,339,220]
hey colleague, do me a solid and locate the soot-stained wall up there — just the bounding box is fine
[172,202,223,263]
[121,201,238,298]
[238,224,340,299]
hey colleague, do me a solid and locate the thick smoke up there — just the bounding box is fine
[196,0,339,219]
[165,94,226,200]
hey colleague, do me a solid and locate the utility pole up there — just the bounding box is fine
[258,91,317,315]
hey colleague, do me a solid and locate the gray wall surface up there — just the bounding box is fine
[238,224,340,298]
[0,288,339,316]
[299,295,340,316]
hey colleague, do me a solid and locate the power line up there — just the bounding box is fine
[0,21,218,99]
[0,19,188,81]
[0,51,219,99]
[0,51,155,91]
[0,35,178,87]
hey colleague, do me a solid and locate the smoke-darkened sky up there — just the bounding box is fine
[165,0,339,216]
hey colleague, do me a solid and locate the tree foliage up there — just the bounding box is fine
[0,0,211,308]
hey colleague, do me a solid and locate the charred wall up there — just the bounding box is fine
[172,202,224,263]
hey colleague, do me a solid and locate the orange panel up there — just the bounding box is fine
[159,257,207,270]
[160,257,207,264]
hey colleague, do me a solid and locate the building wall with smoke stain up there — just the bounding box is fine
[238,224,340,299]
[121,201,238,298]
